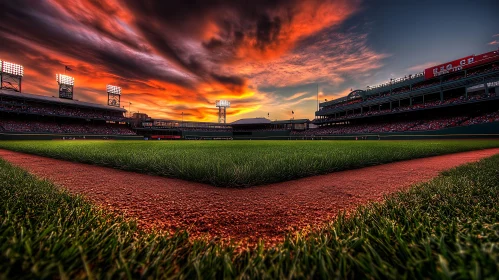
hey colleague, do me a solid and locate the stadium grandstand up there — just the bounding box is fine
[0,89,139,140]
[292,48,499,139]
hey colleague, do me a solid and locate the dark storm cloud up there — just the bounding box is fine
[211,74,245,87]
[122,0,301,56]
[135,21,206,75]
[0,0,193,87]
[122,0,290,25]
[256,14,282,49]
[120,0,295,86]
[203,38,224,50]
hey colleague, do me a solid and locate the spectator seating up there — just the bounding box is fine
[0,101,127,121]
[0,120,136,135]
[316,92,496,123]
[295,110,499,136]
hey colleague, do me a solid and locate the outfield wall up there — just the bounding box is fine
[231,122,499,140]
[292,122,499,140]
[232,130,290,140]
[1,122,498,141]
[183,131,232,140]
[0,133,143,140]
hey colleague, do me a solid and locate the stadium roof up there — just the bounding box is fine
[271,119,310,124]
[146,118,230,126]
[231,118,271,125]
[0,89,126,112]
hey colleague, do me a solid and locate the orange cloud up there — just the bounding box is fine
[233,32,387,88]
[231,0,361,61]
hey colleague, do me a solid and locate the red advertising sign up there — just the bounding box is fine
[424,49,499,79]
[473,50,499,65]
[424,55,475,79]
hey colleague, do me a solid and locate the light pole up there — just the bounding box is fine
[316,83,319,111]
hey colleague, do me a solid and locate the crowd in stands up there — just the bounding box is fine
[0,120,136,135]
[461,111,499,126]
[295,110,499,136]
[320,64,499,111]
[316,92,497,123]
[407,116,468,131]
[0,101,127,121]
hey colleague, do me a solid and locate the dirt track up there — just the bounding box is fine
[1,148,498,244]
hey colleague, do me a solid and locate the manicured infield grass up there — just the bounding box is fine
[1,153,499,278]
[0,140,499,187]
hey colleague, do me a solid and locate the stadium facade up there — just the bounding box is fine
[0,89,140,140]
[1,48,498,140]
[302,48,499,139]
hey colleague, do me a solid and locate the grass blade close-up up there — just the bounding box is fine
[1,153,499,278]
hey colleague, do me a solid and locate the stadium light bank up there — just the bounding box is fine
[216,99,230,124]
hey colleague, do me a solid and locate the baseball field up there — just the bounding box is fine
[0,140,498,187]
[1,139,499,278]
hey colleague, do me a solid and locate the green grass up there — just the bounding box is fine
[1,152,499,278]
[0,140,498,187]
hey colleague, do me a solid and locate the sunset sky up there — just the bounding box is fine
[1,0,498,122]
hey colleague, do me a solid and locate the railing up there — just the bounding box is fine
[316,70,499,116]
[313,95,499,125]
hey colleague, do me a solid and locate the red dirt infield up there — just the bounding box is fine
[1,148,498,244]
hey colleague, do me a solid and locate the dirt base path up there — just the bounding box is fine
[1,148,498,244]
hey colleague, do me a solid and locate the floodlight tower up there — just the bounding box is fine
[106,85,121,107]
[56,74,75,100]
[0,60,24,92]
[216,100,230,123]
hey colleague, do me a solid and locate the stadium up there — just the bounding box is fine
[1,1,499,279]
[1,49,498,141]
